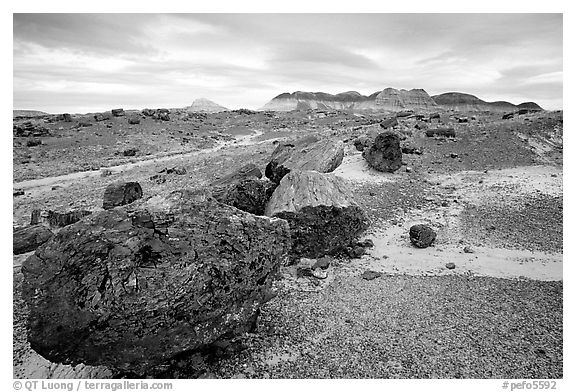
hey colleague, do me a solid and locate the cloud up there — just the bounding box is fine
[269,40,380,69]
[13,13,563,111]
[14,14,158,56]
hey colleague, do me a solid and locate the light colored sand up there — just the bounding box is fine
[14,350,112,379]
[333,152,399,183]
[431,165,562,204]
[350,223,562,281]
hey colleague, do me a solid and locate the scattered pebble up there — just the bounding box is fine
[361,270,383,280]
[445,262,456,270]
[312,257,331,270]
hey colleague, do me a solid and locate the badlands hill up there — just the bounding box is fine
[260,88,437,112]
[186,98,229,113]
[432,92,543,112]
[260,88,543,113]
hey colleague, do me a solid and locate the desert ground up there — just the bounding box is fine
[13,108,563,378]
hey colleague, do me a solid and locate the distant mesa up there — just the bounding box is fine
[431,92,543,112]
[260,88,543,113]
[186,98,229,113]
[13,109,49,118]
[260,88,436,112]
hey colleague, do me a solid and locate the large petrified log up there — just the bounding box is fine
[362,131,403,173]
[211,164,275,216]
[265,135,345,184]
[21,190,291,375]
[265,170,368,259]
[102,182,143,210]
[13,225,54,255]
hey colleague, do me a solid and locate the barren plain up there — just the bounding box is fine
[13,108,563,378]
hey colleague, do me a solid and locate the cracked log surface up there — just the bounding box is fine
[265,170,368,259]
[13,225,54,255]
[211,164,275,216]
[21,189,291,375]
[30,209,92,228]
[362,131,403,173]
[264,135,345,184]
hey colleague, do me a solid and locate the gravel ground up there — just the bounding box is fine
[13,267,563,379]
[461,193,563,253]
[194,273,563,379]
[13,269,28,372]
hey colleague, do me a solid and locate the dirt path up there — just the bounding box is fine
[13,130,267,195]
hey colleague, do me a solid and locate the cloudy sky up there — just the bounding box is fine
[13,13,563,113]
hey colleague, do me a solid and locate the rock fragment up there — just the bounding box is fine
[265,170,368,259]
[361,270,382,280]
[21,190,291,375]
[265,135,344,184]
[102,182,143,210]
[13,225,54,254]
[409,224,437,248]
[362,131,402,173]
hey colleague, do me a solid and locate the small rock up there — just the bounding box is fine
[347,245,366,258]
[161,166,187,175]
[405,167,412,173]
[26,139,42,147]
[380,117,399,129]
[122,148,138,157]
[312,269,328,279]
[150,174,166,184]
[13,189,25,197]
[463,246,474,253]
[449,153,458,158]
[359,238,374,248]
[361,270,382,280]
[312,257,331,270]
[445,262,456,270]
[111,108,125,117]
[409,224,436,248]
[102,181,143,210]
[94,112,111,121]
[297,258,316,269]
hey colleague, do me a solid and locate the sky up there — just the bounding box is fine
[13,13,563,113]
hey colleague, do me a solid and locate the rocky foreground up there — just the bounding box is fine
[13,108,563,378]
